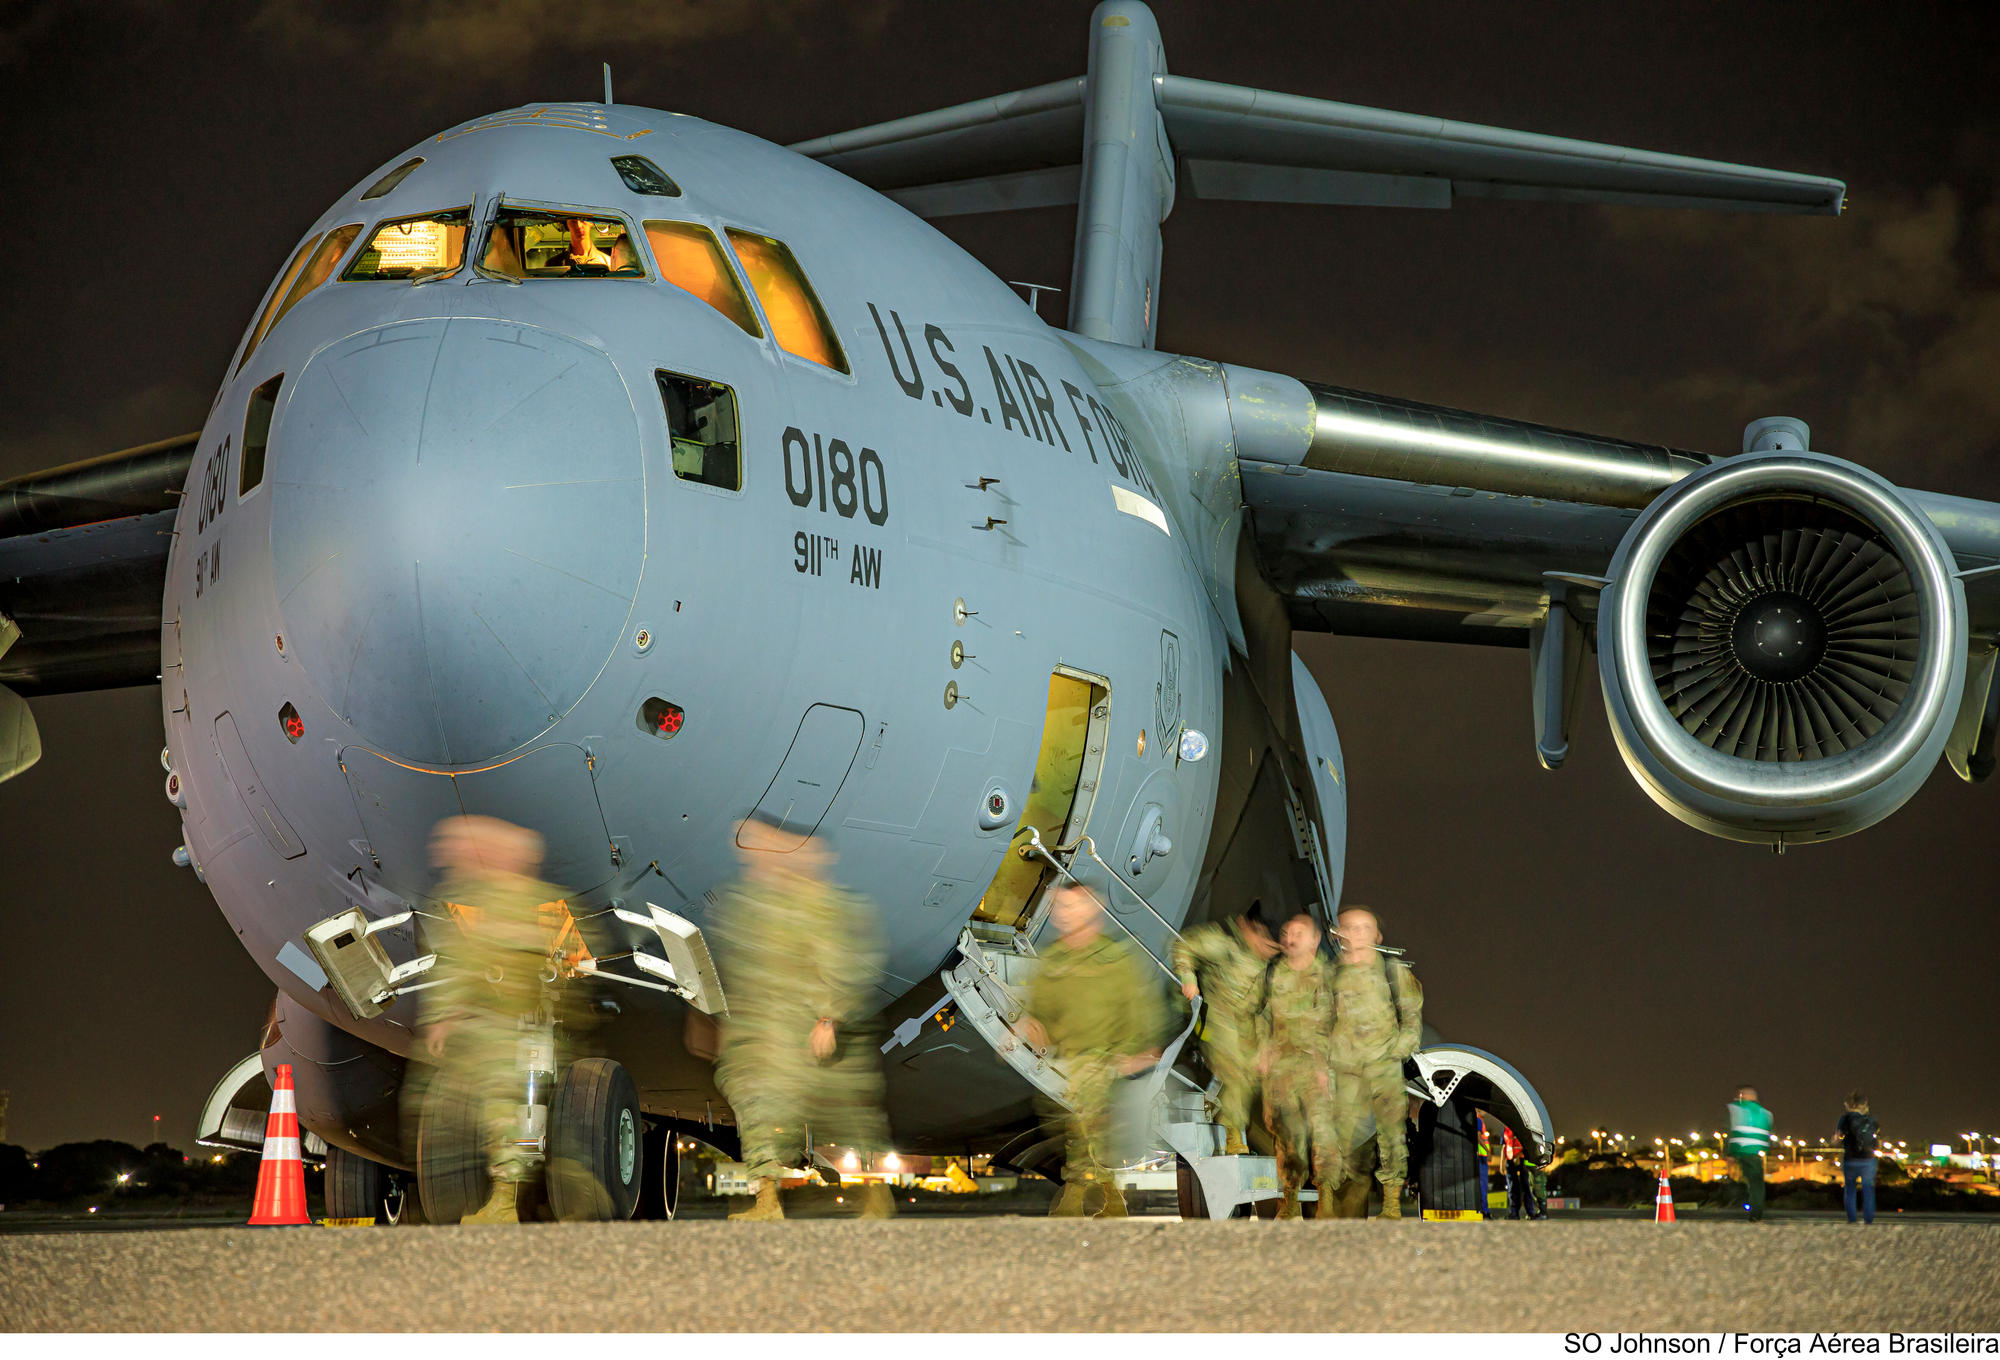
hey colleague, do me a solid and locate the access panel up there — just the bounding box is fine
[739,704,865,851]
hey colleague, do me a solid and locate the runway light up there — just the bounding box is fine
[116,1172,131,1184]
[88,1206,98,1214]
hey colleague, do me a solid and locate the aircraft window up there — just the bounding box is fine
[241,225,362,373]
[361,157,425,200]
[656,370,741,491]
[343,208,472,281]
[264,223,361,338]
[641,221,761,338]
[238,233,322,374]
[240,374,283,496]
[725,230,848,373]
[480,207,644,279]
[611,155,680,197]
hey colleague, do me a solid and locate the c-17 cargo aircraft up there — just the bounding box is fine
[3,1,1991,1221]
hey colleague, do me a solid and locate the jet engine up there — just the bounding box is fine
[1595,451,1967,846]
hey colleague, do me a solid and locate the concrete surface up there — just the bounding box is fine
[4,1218,1998,1331]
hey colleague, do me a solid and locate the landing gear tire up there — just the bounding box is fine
[326,1145,426,1225]
[1414,1092,1484,1218]
[325,1145,383,1221]
[636,1121,681,1220]
[547,1057,643,1222]
[416,1077,490,1226]
[1175,1154,1210,1220]
[385,1169,427,1225]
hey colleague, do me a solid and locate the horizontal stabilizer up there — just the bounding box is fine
[1159,75,1845,215]
[788,76,1085,210]
[792,71,1844,220]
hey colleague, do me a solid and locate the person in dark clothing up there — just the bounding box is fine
[1835,1092,1879,1224]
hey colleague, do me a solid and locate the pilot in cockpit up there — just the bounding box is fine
[548,217,638,275]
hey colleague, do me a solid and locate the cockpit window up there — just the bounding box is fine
[240,374,283,497]
[657,370,741,491]
[611,155,680,197]
[361,157,425,200]
[641,221,761,338]
[724,230,848,373]
[239,233,321,373]
[343,208,472,281]
[244,224,362,370]
[479,207,643,279]
[240,223,362,372]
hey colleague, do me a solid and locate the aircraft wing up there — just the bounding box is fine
[0,435,193,698]
[1225,375,2000,795]
[790,73,1844,219]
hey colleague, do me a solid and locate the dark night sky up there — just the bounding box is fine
[3,2,1996,1154]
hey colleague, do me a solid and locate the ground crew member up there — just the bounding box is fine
[1170,903,1277,1155]
[419,815,571,1225]
[1327,906,1423,1220]
[1256,911,1344,1220]
[1726,1084,1774,1222]
[710,815,894,1222]
[1019,881,1167,1218]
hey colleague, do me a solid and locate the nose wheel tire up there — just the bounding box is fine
[547,1057,644,1221]
[325,1144,383,1222]
[326,1144,427,1225]
[416,1077,491,1226]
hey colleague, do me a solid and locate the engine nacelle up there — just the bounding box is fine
[1597,452,1967,846]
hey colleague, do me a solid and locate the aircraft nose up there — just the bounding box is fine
[271,318,645,765]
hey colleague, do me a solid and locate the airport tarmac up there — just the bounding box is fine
[3,1219,1996,1331]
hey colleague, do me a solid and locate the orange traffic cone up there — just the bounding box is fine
[1653,1169,1677,1223]
[248,1063,312,1226]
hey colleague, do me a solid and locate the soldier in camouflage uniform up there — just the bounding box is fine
[419,816,570,1225]
[1021,882,1167,1218]
[1256,912,1345,1220]
[1328,906,1424,1219]
[709,815,893,1222]
[1170,904,1277,1155]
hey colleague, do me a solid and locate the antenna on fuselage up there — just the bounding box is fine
[602,63,613,105]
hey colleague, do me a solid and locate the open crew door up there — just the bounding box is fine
[936,666,1113,1105]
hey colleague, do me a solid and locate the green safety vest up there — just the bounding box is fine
[1726,1100,1773,1155]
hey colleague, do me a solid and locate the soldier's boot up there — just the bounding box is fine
[858,1181,897,1219]
[1094,1181,1129,1218]
[1375,1178,1404,1220]
[1048,1181,1091,1217]
[1275,1186,1303,1220]
[461,1179,520,1225]
[1222,1127,1250,1156]
[729,1180,785,1222]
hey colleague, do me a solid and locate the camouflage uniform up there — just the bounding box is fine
[710,868,889,1185]
[1327,955,1423,1190]
[1169,919,1265,1140]
[1256,955,1345,1208]
[421,873,568,1184]
[1024,933,1167,1187]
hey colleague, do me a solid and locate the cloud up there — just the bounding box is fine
[1596,181,2000,490]
[246,0,890,77]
